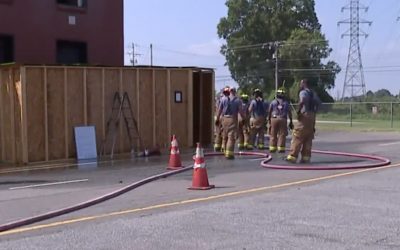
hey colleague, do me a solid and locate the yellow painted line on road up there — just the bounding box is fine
[1,162,399,236]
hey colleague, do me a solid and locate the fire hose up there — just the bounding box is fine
[0,150,390,233]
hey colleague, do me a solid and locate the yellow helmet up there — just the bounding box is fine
[253,88,262,96]
[276,88,286,95]
[240,94,249,102]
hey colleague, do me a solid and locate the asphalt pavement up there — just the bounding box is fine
[0,131,399,249]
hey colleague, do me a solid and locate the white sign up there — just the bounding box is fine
[68,16,76,25]
[74,126,98,160]
[175,91,182,103]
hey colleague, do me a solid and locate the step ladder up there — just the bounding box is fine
[101,92,143,158]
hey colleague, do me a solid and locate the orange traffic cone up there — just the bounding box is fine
[188,143,215,190]
[167,135,183,170]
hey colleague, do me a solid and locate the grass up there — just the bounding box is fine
[316,119,400,132]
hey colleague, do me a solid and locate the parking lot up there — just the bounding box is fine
[0,131,400,249]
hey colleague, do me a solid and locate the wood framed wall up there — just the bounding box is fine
[0,65,214,164]
[0,66,21,163]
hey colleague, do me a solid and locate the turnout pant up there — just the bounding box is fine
[269,117,288,152]
[214,117,224,151]
[289,112,316,160]
[222,116,238,157]
[250,116,266,149]
[238,117,250,148]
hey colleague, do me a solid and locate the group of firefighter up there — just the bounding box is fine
[214,79,320,164]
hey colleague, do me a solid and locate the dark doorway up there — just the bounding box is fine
[57,0,87,8]
[0,35,14,64]
[192,71,213,147]
[57,40,87,64]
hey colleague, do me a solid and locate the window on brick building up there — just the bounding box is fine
[57,0,87,8]
[57,40,87,64]
[0,0,13,4]
[0,35,14,64]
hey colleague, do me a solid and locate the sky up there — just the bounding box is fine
[123,0,400,97]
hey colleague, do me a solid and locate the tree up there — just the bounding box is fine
[217,0,340,102]
[374,89,392,98]
[280,29,340,102]
[350,89,396,102]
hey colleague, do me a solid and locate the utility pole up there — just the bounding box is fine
[127,43,141,66]
[268,41,280,96]
[338,0,372,101]
[150,43,153,67]
[273,43,279,95]
[131,43,135,66]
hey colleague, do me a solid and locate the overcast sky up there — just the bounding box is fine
[124,0,400,97]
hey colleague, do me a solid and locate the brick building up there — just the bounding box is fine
[0,0,124,66]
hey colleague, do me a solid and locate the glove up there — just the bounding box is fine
[289,122,294,130]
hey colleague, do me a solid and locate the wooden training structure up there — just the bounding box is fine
[0,64,214,164]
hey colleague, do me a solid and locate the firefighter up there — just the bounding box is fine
[216,87,244,159]
[268,88,293,153]
[214,86,230,152]
[248,89,269,150]
[286,79,320,163]
[237,93,251,150]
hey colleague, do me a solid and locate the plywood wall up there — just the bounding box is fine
[154,70,168,147]
[120,69,137,152]
[0,67,20,163]
[86,68,103,154]
[0,66,200,163]
[170,70,193,147]
[138,69,154,148]
[25,68,46,162]
[47,68,67,161]
[0,65,214,164]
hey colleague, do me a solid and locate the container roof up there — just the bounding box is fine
[0,63,214,72]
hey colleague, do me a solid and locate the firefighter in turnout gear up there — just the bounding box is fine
[214,86,230,152]
[216,87,244,159]
[248,89,269,150]
[237,94,251,150]
[268,88,293,153]
[286,79,321,163]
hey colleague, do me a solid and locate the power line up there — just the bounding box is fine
[370,0,400,65]
[215,67,400,85]
[151,45,222,58]
[215,66,400,79]
[225,40,329,52]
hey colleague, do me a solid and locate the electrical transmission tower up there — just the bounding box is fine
[338,0,372,101]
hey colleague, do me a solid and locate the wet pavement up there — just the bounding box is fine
[0,131,400,248]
